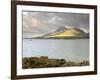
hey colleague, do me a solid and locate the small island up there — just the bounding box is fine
[22,56,89,69]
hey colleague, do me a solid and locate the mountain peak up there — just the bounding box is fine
[54,27,67,33]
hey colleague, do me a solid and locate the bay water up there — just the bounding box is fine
[23,39,89,62]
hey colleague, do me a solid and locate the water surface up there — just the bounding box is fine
[23,39,89,62]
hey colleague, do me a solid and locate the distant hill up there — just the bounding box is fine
[31,27,89,39]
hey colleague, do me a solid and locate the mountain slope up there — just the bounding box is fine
[32,27,89,39]
[49,28,84,37]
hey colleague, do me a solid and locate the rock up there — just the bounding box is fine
[22,56,89,68]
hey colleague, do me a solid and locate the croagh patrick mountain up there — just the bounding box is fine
[28,27,89,39]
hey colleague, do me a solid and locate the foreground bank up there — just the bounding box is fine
[22,56,89,69]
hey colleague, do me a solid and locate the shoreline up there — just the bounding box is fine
[22,56,89,69]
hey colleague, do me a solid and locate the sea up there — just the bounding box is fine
[23,39,89,62]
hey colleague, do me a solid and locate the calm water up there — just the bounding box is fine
[23,39,89,62]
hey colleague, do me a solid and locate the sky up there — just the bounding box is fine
[22,11,89,38]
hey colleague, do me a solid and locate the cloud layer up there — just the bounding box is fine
[22,11,89,38]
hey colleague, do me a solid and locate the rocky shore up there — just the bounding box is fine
[22,56,89,69]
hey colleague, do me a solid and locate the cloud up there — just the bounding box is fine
[23,11,28,15]
[22,11,89,38]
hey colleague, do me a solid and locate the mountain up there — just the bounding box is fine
[33,27,89,39]
[54,27,68,33]
[43,27,68,37]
